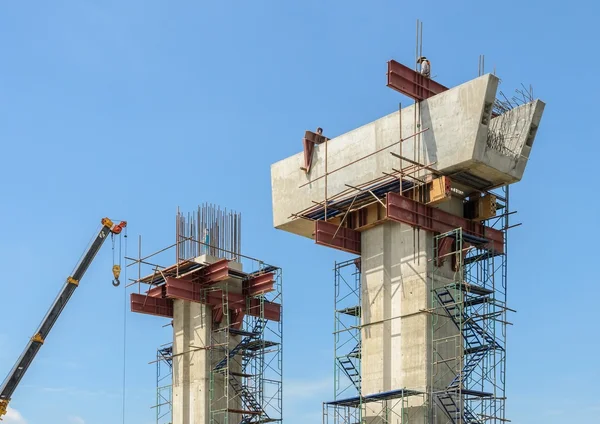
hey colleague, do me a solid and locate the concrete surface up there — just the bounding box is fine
[172,255,243,424]
[271,74,544,239]
[270,72,545,422]
[360,203,460,423]
[172,300,211,424]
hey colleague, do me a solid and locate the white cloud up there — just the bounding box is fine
[68,416,85,424]
[3,407,27,424]
[284,376,331,399]
[34,385,118,399]
[284,377,332,424]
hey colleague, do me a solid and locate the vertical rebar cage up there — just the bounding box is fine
[430,186,509,423]
[177,204,242,262]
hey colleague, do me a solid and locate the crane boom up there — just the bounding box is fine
[0,218,126,419]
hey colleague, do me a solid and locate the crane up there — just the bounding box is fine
[0,217,127,420]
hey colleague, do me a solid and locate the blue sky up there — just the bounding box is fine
[0,1,597,423]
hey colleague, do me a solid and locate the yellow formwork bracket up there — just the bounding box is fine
[67,277,79,286]
[31,333,44,344]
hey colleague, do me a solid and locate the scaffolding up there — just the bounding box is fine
[324,388,428,424]
[332,259,362,418]
[323,186,510,424]
[209,266,283,424]
[129,205,283,424]
[154,344,173,424]
[325,259,429,424]
[430,186,510,424]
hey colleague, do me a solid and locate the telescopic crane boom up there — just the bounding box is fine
[0,218,126,420]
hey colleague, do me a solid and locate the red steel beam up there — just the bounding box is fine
[205,290,281,322]
[164,277,281,322]
[147,285,165,298]
[164,276,199,302]
[199,259,230,285]
[204,306,245,329]
[436,236,455,267]
[386,192,504,254]
[387,60,448,101]
[244,272,275,296]
[131,293,173,318]
[247,298,281,322]
[315,220,361,255]
[213,306,224,325]
[231,309,245,330]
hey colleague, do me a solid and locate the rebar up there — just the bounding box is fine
[176,204,241,261]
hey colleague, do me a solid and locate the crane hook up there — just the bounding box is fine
[112,265,121,287]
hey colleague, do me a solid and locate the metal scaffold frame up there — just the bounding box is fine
[430,186,510,424]
[128,205,283,424]
[153,344,173,424]
[324,389,427,424]
[324,259,429,424]
[209,266,283,424]
[333,259,362,409]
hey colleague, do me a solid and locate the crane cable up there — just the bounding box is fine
[112,232,122,287]
[111,227,128,424]
[121,228,128,424]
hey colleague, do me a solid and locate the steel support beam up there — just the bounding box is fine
[131,293,174,318]
[244,272,275,296]
[164,277,281,322]
[436,236,455,267]
[147,285,165,298]
[387,60,448,101]
[198,258,230,284]
[315,220,361,255]
[386,192,504,254]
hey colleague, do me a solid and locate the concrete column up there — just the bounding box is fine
[171,256,246,424]
[361,213,460,423]
[172,299,211,424]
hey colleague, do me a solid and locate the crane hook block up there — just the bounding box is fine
[112,265,121,287]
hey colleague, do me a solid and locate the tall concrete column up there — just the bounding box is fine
[171,256,245,424]
[361,209,460,422]
[172,299,211,424]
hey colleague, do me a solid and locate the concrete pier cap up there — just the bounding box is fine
[271,73,545,239]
